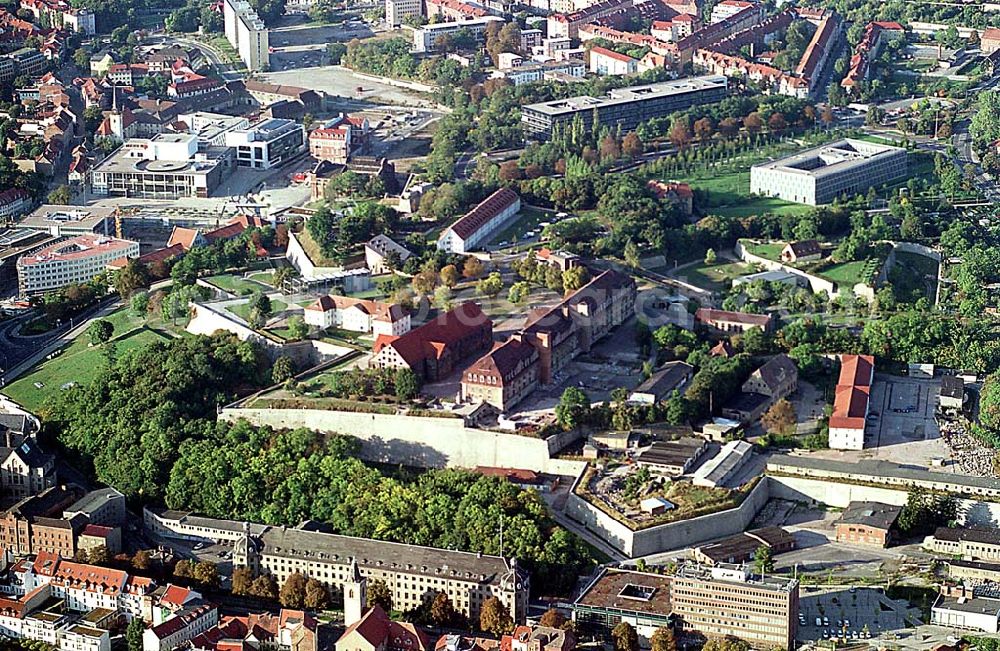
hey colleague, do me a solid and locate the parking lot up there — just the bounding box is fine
[797,586,921,644]
[866,375,941,449]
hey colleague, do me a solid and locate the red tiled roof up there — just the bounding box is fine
[374,303,490,368]
[20,235,135,267]
[446,188,520,240]
[984,27,1000,42]
[590,45,636,63]
[829,354,874,430]
[168,226,200,250]
[80,524,113,538]
[161,584,193,607]
[695,308,772,327]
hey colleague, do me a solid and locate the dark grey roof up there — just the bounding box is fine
[941,375,964,399]
[726,392,770,412]
[786,240,820,257]
[64,488,123,516]
[632,362,694,401]
[768,454,1000,492]
[751,354,797,393]
[837,501,901,530]
[934,526,1000,545]
[255,525,516,587]
[635,438,705,469]
[935,595,1000,615]
[7,438,52,468]
[0,413,28,433]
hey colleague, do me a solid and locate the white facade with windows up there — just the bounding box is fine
[224,118,305,170]
[16,235,139,295]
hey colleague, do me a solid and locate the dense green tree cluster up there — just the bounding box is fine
[169,227,274,285]
[49,333,271,498]
[31,277,107,325]
[166,423,595,594]
[306,202,397,261]
[897,485,957,535]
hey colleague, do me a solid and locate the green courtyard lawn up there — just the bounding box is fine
[489,206,552,247]
[817,260,879,289]
[679,260,753,293]
[205,274,266,296]
[248,271,275,286]
[672,167,811,218]
[743,241,785,261]
[226,299,289,322]
[4,324,169,413]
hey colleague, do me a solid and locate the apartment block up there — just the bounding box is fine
[17,234,139,295]
[223,0,269,72]
[385,0,421,27]
[409,17,504,53]
[750,139,907,206]
[521,76,727,140]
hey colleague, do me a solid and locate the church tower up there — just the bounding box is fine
[344,557,367,627]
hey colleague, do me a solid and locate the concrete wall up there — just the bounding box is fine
[188,302,270,344]
[286,231,341,279]
[564,477,772,557]
[734,242,838,296]
[219,407,574,472]
[768,474,1000,528]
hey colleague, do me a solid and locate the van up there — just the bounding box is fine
[815,617,822,627]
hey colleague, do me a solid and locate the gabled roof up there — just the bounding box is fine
[784,239,820,257]
[590,46,636,64]
[445,188,520,241]
[340,606,430,651]
[168,226,201,250]
[750,354,797,393]
[374,303,490,368]
[464,338,538,384]
[695,308,772,327]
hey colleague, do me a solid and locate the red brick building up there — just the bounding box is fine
[835,501,901,547]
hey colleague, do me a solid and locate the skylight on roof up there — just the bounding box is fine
[619,583,656,601]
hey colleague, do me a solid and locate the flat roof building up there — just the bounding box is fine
[521,76,728,140]
[224,118,305,170]
[17,234,138,295]
[15,205,113,238]
[572,565,797,650]
[91,134,235,199]
[750,139,907,206]
[409,17,504,53]
[223,0,269,72]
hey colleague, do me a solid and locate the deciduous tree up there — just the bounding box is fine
[480,597,513,636]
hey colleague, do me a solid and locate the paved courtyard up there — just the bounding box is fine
[797,586,922,644]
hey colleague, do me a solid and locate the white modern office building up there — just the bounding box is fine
[750,139,907,206]
[385,0,421,27]
[90,133,236,199]
[409,16,503,52]
[17,234,139,295]
[223,0,269,72]
[223,118,305,170]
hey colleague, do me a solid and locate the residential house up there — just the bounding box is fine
[0,188,32,222]
[741,354,798,402]
[780,240,820,263]
[303,295,410,337]
[189,609,318,651]
[335,606,430,651]
[647,180,693,216]
[364,235,412,274]
[589,46,638,75]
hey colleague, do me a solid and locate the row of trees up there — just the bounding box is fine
[164,424,596,596]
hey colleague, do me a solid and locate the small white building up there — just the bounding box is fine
[303,295,410,337]
[932,593,1000,633]
[437,188,521,254]
[364,234,412,274]
[589,46,638,75]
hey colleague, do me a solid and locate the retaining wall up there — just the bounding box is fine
[564,477,772,557]
[768,474,1000,527]
[734,242,838,296]
[286,231,341,279]
[219,407,580,472]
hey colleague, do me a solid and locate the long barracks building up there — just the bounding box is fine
[143,508,529,624]
[521,76,728,140]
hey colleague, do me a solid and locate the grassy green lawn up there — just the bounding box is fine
[744,241,785,261]
[347,288,386,300]
[817,260,877,288]
[248,271,275,286]
[489,206,551,247]
[672,168,811,218]
[226,300,289,321]
[4,325,169,413]
[679,260,753,292]
[205,274,264,296]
